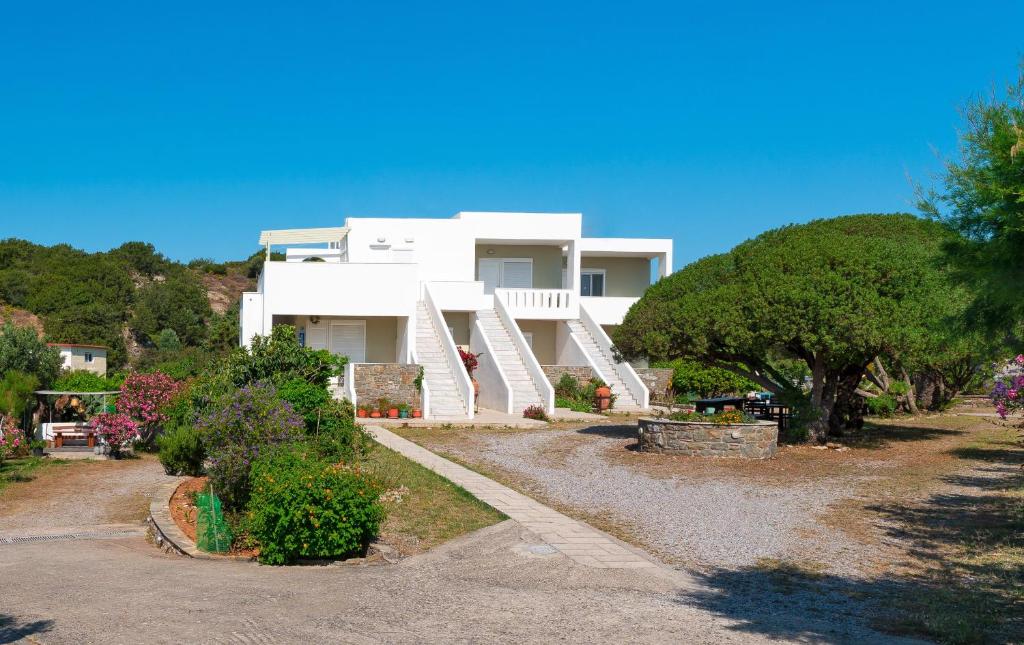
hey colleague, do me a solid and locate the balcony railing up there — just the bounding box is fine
[494,288,578,319]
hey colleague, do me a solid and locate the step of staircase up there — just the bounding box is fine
[414,302,469,418]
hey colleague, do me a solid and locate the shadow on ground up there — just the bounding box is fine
[575,424,637,440]
[842,422,964,449]
[675,428,1023,643]
[0,614,53,645]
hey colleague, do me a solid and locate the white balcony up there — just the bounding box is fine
[260,261,419,318]
[579,296,639,326]
[495,288,578,320]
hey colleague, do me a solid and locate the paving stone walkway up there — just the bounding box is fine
[366,425,658,570]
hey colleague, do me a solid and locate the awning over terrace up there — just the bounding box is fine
[258,227,350,258]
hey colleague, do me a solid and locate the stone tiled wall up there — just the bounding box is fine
[637,418,778,459]
[635,368,674,403]
[542,365,595,388]
[354,363,421,408]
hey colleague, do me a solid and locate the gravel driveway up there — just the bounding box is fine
[434,425,877,574]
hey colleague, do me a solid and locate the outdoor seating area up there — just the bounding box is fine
[34,389,119,454]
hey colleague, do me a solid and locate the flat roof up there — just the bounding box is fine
[47,343,108,350]
[34,390,119,395]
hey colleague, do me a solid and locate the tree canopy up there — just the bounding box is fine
[921,66,1024,336]
[614,213,978,442]
[0,323,62,389]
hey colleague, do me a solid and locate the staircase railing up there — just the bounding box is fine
[409,348,431,420]
[492,294,556,414]
[470,319,513,414]
[578,304,649,408]
[422,284,474,419]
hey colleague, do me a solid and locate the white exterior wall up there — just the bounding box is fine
[244,212,673,356]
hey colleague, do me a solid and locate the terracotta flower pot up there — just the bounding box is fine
[472,378,480,396]
[412,409,422,418]
[388,408,399,419]
[370,410,382,419]
[357,409,368,418]
[595,386,611,398]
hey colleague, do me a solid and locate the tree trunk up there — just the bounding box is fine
[901,369,919,415]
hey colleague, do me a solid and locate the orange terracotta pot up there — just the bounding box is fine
[357,409,368,418]
[412,409,422,418]
[370,410,382,418]
[388,408,399,419]
[595,386,611,398]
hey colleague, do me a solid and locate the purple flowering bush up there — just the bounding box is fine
[196,382,305,510]
[992,355,1024,419]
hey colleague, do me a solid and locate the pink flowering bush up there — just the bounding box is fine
[92,413,140,457]
[0,423,25,465]
[116,372,182,443]
[991,355,1024,419]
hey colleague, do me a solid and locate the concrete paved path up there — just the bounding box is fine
[366,425,659,570]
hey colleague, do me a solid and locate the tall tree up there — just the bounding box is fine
[614,214,963,443]
[920,64,1024,335]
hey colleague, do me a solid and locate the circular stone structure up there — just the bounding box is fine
[637,418,778,459]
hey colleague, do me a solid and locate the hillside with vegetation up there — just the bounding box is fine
[0,239,265,372]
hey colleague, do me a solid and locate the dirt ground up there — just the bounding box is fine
[0,453,176,532]
[398,406,1024,641]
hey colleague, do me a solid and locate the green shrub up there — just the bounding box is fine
[887,381,909,396]
[277,377,331,430]
[666,409,756,424]
[309,398,371,462]
[866,393,897,417]
[156,425,206,476]
[523,404,548,421]
[53,370,118,393]
[197,382,305,510]
[246,444,385,565]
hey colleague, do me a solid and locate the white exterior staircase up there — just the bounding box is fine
[415,302,470,418]
[566,319,643,410]
[476,309,546,413]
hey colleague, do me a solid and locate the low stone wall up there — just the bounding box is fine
[634,368,674,403]
[354,363,420,408]
[637,418,778,459]
[542,365,595,387]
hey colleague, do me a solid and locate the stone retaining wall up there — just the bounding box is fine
[542,365,595,388]
[637,418,778,459]
[634,368,674,403]
[354,363,420,408]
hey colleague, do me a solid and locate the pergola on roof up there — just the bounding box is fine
[258,227,349,246]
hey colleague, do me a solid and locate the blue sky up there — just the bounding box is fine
[1,1,1021,268]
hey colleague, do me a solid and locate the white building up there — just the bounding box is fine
[240,212,672,420]
[48,343,108,376]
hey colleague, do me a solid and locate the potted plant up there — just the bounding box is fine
[411,407,422,418]
[388,406,399,419]
[592,379,612,411]
[30,439,45,457]
[398,404,410,419]
[369,408,382,419]
[459,349,482,398]
[356,405,369,418]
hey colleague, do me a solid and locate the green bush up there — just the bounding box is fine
[197,382,305,510]
[53,370,119,392]
[866,393,897,417]
[309,398,371,463]
[156,425,206,476]
[888,381,909,396]
[277,377,331,430]
[653,358,758,398]
[246,444,385,565]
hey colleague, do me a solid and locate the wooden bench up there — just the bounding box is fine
[52,425,97,448]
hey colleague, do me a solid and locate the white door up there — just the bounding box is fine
[501,260,533,288]
[478,259,501,295]
[329,321,366,363]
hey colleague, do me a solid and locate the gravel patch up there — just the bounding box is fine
[0,455,176,533]
[455,429,873,574]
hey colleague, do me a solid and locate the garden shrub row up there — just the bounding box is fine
[154,324,382,564]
